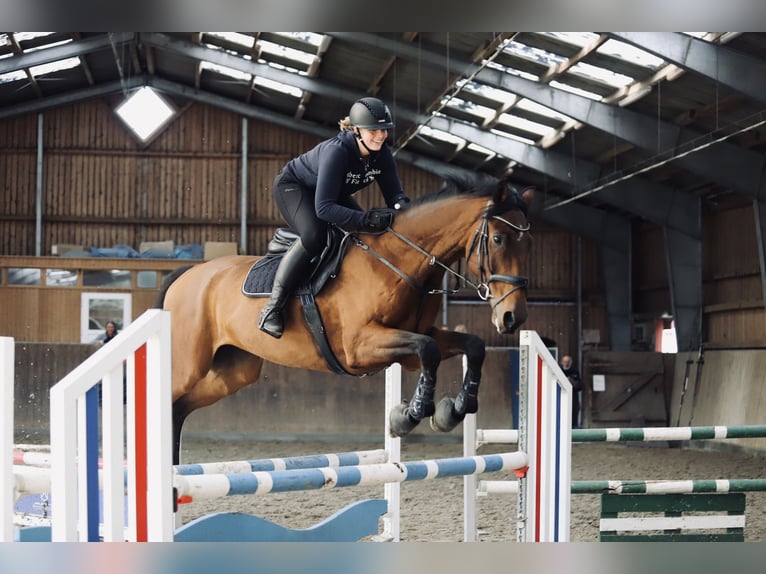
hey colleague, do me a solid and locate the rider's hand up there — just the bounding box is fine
[393,196,411,210]
[364,209,394,230]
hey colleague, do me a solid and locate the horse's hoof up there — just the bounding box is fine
[431,397,465,432]
[389,403,420,437]
[430,396,464,433]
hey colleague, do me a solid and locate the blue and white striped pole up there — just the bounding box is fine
[173,449,388,475]
[174,452,528,502]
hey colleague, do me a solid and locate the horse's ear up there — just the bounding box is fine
[521,186,534,207]
[493,178,511,203]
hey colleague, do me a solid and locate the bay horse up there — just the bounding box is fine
[157,177,533,464]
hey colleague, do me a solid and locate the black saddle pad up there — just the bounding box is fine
[241,256,281,297]
[241,226,353,298]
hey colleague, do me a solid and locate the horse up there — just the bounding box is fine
[157,177,534,464]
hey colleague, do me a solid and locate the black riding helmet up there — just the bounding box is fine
[349,97,395,130]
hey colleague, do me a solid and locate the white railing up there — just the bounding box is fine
[49,309,174,541]
[463,330,572,542]
[1,336,14,542]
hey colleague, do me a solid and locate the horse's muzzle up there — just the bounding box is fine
[497,309,526,334]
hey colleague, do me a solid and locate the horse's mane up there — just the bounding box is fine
[407,174,529,219]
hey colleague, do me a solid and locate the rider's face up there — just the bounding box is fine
[356,128,388,154]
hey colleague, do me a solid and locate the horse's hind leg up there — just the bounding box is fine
[172,396,194,466]
[172,346,264,464]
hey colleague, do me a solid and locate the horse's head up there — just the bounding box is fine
[467,179,534,334]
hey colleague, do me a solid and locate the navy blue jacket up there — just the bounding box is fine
[282,130,406,227]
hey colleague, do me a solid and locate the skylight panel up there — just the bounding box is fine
[550,79,603,101]
[541,32,600,47]
[417,125,466,146]
[462,81,518,106]
[25,38,72,53]
[115,87,175,143]
[502,40,567,68]
[489,127,536,145]
[205,32,255,49]
[485,60,540,82]
[442,96,495,124]
[274,32,325,47]
[515,98,574,123]
[466,142,496,157]
[200,61,252,82]
[258,39,316,67]
[252,76,303,98]
[598,39,664,70]
[568,61,634,88]
[30,56,80,76]
[497,112,556,138]
[0,69,26,83]
[14,32,55,42]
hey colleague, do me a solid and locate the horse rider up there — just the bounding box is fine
[258,97,411,339]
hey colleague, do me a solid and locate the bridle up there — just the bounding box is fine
[465,212,530,312]
[352,202,530,313]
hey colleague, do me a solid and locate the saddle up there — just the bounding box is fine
[241,225,355,375]
[242,225,353,296]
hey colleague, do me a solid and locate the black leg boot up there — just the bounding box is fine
[258,240,313,339]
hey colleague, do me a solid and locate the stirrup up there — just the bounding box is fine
[258,305,284,339]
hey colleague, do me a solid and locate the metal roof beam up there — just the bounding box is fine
[0,32,135,75]
[138,33,361,103]
[424,114,699,237]
[0,77,144,120]
[608,32,766,107]
[474,65,766,200]
[147,77,333,140]
[341,32,766,202]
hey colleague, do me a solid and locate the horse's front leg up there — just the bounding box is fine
[428,327,487,432]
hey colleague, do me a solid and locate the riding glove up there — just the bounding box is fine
[364,209,394,230]
[394,196,411,210]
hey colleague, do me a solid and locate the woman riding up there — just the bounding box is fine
[258,97,410,338]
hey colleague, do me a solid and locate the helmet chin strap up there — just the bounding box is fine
[355,128,376,156]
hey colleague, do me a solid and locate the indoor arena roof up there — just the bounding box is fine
[2,32,766,241]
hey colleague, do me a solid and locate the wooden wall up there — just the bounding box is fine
[0,101,447,257]
[633,202,766,349]
[702,204,765,348]
[0,256,184,342]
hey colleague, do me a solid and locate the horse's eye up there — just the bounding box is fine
[492,234,504,246]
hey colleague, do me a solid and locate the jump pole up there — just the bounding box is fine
[173,452,528,501]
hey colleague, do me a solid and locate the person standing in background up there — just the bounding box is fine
[102,320,119,344]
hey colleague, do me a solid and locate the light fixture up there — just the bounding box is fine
[115,87,175,143]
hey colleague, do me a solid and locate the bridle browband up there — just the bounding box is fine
[352,200,530,312]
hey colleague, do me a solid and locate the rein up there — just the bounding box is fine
[352,204,530,312]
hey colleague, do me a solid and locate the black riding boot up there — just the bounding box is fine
[258,240,313,339]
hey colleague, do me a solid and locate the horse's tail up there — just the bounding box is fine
[154,264,194,309]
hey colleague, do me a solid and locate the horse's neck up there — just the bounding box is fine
[393,198,481,263]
